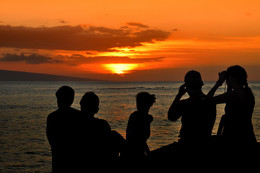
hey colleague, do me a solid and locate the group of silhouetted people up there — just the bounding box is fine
[47,65,259,172]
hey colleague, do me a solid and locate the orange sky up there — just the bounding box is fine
[0,0,260,81]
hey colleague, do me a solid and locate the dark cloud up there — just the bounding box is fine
[126,22,149,28]
[0,24,170,51]
[67,54,164,64]
[57,54,164,66]
[59,20,68,24]
[0,53,164,65]
[0,53,62,64]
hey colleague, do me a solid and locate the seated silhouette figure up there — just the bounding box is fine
[151,71,216,161]
[78,92,112,162]
[46,86,80,173]
[126,92,156,161]
[78,92,127,164]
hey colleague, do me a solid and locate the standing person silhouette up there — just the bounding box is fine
[208,65,257,145]
[126,92,156,161]
[168,70,216,145]
[46,86,80,173]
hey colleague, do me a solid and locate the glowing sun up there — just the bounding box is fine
[103,63,139,75]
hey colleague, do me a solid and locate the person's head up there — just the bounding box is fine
[184,70,204,96]
[80,92,99,115]
[226,65,255,104]
[56,86,74,108]
[226,65,248,89]
[136,92,156,112]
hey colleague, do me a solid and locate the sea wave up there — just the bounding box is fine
[97,86,170,91]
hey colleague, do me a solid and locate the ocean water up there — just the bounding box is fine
[0,81,259,172]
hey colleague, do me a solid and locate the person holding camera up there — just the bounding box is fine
[208,65,257,145]
[148,70,217,161]
[168,70,216,145]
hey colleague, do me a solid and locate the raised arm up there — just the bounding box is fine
[168,84,186,121]
[207,71,231,104]
[207,71,227,97]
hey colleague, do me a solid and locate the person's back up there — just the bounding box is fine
[176,95,216,143]
[126,111,153,156]
[79,115,112,160]
[222,88,256,143]
[46,86,80,172]
[78,92,113,164]
[126,92,156,160]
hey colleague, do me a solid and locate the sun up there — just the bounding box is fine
[103,63,139,75]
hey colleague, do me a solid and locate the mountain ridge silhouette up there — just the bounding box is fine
[0,69,98,81]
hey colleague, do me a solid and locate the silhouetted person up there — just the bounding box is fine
[79,92,127,164]
[78,92,112,163]
[126,92,156,161]
[151,71,216,161]
[208,65,257,145]
[168,70,216,144]
[46,86,80,173]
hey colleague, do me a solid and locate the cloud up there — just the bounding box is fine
[67,54,164,64]
[56,54,164,66]
[0,53,164,66]
[126,22,149,28]
[0,53,62,64]
[0,24,170,51]
[59,20,69,24]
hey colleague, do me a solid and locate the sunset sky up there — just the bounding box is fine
[1,0,260,81]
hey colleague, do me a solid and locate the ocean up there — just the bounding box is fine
[0,81,260,172]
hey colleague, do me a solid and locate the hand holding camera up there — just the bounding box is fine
[217,71,227,86]
[178,84,187,96]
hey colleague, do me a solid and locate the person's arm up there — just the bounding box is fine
[207,71,227,97]
[144,142,150,155]
[46,115,54,147]
[217,114,226,136]
[168,84,186,121]
[211,92,231,104]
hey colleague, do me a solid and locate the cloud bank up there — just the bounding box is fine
[0,24,170,51]
[0,53,164,66]
[0,53,62,64]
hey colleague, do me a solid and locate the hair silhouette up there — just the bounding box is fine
[80,91,99,115]
[184,70,204,88]
[56,85,75,108]
[226,65,255,105]
[136,92,156,112]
